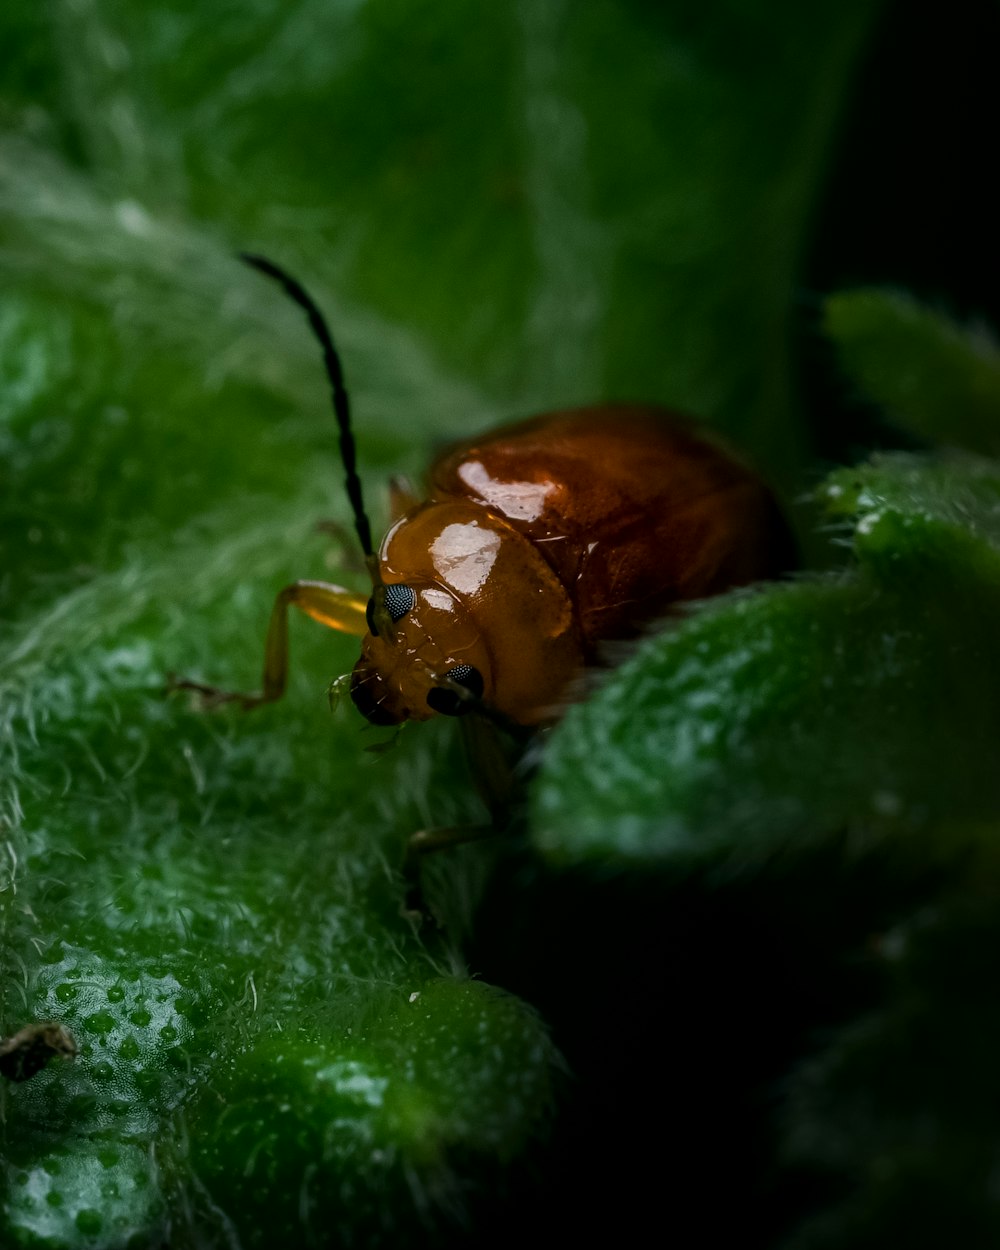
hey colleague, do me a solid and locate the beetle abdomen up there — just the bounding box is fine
[429,405,793,652]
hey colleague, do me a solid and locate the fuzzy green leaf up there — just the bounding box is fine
[781,898,1000,1250]
[1,0,890,1245]
[187,980,558,1247]
[532,456,1000,868]
[824,289,1000,454]
[820,452,1000,561]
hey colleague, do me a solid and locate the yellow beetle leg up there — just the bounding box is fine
[171,580,368,709]
[280,579,369,638]
[258,579,369,700]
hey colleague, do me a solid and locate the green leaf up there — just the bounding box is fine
[1,0,895,1244]
[1,619,559,1246]
[187,980,558,1246]
[532,455,1000,868]
[781,898,1000,1249]
[824,289,1000,455]
[0,0,882,488]
[820,452,1000,563]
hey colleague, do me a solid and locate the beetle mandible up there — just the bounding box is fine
[178,255,794,732]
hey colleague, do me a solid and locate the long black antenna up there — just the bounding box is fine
[240,252,376,564]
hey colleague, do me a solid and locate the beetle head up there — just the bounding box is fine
[350,581,492,724]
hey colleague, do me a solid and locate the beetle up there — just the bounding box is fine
[177,255,795,739]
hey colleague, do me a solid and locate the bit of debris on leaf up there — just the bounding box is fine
[0,1022,78,1082]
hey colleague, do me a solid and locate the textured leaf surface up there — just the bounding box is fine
[1,0,890,1245]
[532,455,1000,867]
[782,899,1000,1250]
[824,289,1000,455]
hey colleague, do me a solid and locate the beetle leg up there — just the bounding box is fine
[405,824,499,863]
[170,580,368,709]
[459,713,518,825]
[401,823,500,921]
[313,519,369,574]
[388,474,421,520]
[312,472,417,565]
[401,715,523,920]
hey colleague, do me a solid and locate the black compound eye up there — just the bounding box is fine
[384,583,416,622]
[426,664,484,717]
[366,584,416,638]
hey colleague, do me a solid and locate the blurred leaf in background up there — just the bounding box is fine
[3,0,1000,1247]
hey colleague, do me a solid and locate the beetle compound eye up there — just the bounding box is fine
[446,664,484,697]
[384,583,416,622]
[426,664,485,717]
[365,584,415,637]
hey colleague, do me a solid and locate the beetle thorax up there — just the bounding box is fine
[350,500,584,726]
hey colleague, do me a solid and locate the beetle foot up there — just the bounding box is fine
[399,902,430,929]
[399,879,443,930]
[400,891,429,929]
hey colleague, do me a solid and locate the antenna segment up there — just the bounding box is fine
[240,253,376,566]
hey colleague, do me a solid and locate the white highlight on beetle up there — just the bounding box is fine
[430,522,501,596]
[457,460,554,522]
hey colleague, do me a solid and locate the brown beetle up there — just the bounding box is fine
[351,406,792,726]
[178,257,793,732]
